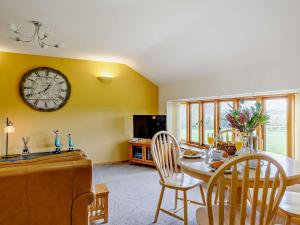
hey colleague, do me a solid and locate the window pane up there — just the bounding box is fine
[203,103,214,144]
[190,103,199,143]
[265,98,287,155]
[240,100,256,109]
[179,104,187,141]
[219,101,233,130]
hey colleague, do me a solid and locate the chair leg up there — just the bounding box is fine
[199,184,206,206]
[154,186,165,223]
[183,190,188,225]
[285,215,292,225]
[174,190,178,209]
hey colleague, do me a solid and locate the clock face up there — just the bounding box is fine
[19,67,71,112]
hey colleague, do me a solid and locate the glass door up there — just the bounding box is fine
[132,145,143,160]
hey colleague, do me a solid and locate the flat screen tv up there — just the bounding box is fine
[133,115,167,139]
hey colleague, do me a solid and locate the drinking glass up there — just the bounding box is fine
[207,133,214,157]
[235,135,243,155]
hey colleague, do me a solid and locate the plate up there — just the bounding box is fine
[183,153,202,159]
[208,166,232,173]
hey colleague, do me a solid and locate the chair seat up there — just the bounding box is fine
[161,173,202,190]
[279,191,300,218]
[196,204,260,225]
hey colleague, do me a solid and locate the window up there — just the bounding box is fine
[219,101,233,130]
[239,99,256,109]
[178,94,294,156]
[203,103,214,144]
[264,98,288,155]
[190,103,200,143]
[179,104,187,141]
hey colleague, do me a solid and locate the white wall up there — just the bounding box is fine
[159,58,300,113]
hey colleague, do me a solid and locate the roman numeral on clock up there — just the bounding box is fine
[34,72,40,77]
[58,96,64,101]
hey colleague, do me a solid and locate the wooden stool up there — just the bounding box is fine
[89,184,109,224]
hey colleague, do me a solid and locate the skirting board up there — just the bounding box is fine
[93,160,129,165]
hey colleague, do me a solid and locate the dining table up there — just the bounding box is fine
[179,149,300,203]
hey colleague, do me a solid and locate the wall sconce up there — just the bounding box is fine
[97,72,113,83]
[2,118,15,159]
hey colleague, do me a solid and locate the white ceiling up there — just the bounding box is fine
[0,0,299,85]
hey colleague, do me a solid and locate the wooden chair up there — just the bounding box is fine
[217,129,242,143]
[151,131,206,225]
[279,191,300,225]
[196,153,287,225]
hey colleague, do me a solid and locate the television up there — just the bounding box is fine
[133,115,167,139]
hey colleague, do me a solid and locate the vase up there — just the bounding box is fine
[22,147,30,159]
[242,133,257,154]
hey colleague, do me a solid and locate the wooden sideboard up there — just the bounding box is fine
[128,139,155,166]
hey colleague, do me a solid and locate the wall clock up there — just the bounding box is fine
[19,67,71,112]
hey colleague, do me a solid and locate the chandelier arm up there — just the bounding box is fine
[37,25,44,41]
[19,39,35,43]
[10,36,34,43]
[40,40,57,47]
[15,23,37,41]
[40,35,47,41]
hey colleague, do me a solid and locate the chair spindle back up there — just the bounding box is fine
[207,153,286,225]
[151,131,180,183]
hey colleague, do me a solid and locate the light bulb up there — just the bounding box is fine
[54,43,65,48]
[44,30,54,38]
[40,43,48,49]
[8,23,19,33]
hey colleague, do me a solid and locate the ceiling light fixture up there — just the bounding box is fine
[8,20,64,49]
[97,72,114,83]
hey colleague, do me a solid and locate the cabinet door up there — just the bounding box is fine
[145,146,154,162]
[131,145,143,161]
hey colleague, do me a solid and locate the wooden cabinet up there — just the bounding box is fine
[128,139,155,166]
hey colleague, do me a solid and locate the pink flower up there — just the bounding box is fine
[239,113,246,123]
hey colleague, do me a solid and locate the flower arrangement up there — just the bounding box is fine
[226,102,269,135]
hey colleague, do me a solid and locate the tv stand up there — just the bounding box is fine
[128,139,154,166]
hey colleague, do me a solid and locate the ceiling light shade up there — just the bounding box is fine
[8,20,64,49]
[54,43,65,48]
[8,23,18,33]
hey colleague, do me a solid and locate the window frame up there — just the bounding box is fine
[188,102,201,145]
[179,102,188,143]
[202,101,215,145]
[180,94,295,157]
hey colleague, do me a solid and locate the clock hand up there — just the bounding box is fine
[38,84,51,94]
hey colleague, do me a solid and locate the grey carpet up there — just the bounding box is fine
[93,163,203,225]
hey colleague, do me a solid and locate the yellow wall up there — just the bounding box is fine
[0,52,158,163]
